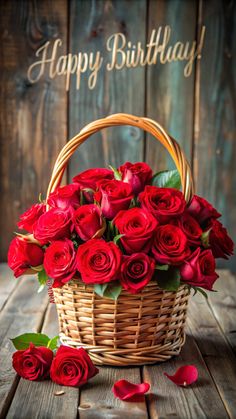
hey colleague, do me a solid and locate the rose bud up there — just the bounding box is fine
[94,179,134,220]
[152,224,190,264]
[17,203,46,233]
[139,186,186,223]
[171,213,202,247]
[50,346,98,387]
[33,208,72,244]
[73,168,114,202]
[114,207,158,254]
[47,184,80,210]
[73,204,105,241]
[12,343,53,381]
[187,195,221,226]
[180,247,219,290]
[121,253,155,294]
[208,220,234,259]
[44,239,77,288]
[8,237,44,278]
[76,239,122,284]
[118,162,152,194]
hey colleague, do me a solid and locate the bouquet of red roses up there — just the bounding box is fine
[8,162,234,299]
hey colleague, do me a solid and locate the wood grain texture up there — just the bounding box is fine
[0,264,18,312]
[193,0,236,271]
[68,0,146,179]
[0,0,68,262]
[145,0,197,172]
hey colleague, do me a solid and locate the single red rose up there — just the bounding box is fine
[50,346,98,387]
[208,220,234,259]
[171,213,202,247]
[164,365,198,386]
[12,343,53,381]
[17,203,46,233]
[139,186,186,223]
[112,379,150,401]
[8,237,44,278]
[33,208,72,244]
[152,224,190,265]
[114,207,158,254]
[47,184,80,210]
[121,253,155,294]
[180,247,219,290]
[73,168,114,202]
[76,239,122,284]
[73,204,105,241]
[94,179,134,220]
[118,162,152,194]
[187,195,221,225]
[44,239,77,288]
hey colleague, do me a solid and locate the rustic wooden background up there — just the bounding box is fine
[0,0,235,271]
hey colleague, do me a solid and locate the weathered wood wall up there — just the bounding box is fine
[0,0,235,270]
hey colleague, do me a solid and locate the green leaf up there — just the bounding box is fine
[151,169,181,189]
[195,287,208,300]
[94,281,122,300]
[37,269,48,292]
[11,333,50,350]
[155,264,169,271]
[47,335,59,350]
[201,229,211,248]
[38,193,43,203]
[156,267,181,291]
[113,234,124,245]
[31,264,44,272]
[109,165,122,180]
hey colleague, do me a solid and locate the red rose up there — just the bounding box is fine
[171,213,202,247]
[139,186,186,223]
[114,207,158,254]
[44,239,77,288]
[152,224,190,264]
[76,239,122,284]
[180,247,219,290]
[120,253,155,294]
[33,208,72,244]
[47,184,80,210]
[17,203,46,233]
[12,343,53,381]
[73,204,105,241]
[187,195,221,225]
[95,179,134,220]
[118,162,152,194]
[208,220,234,259]
[8,237,44,278]
[50,346,98,387]
[73,168,114,202]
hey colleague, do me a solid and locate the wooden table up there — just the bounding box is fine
[0,264,236,419]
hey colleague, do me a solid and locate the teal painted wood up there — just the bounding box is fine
[193,0,236,271]
[68,0,147,180]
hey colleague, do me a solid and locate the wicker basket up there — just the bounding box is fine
[49,113,194,366]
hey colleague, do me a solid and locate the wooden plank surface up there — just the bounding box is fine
[68,0,146,180]
[0,0,68,261]
[0,264,18,312]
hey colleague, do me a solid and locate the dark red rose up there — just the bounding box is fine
[50,346,98,387]
[73,168,113,198]
[47,184,80,210]
[208,220,234,259]
[139,186,186,223]
[94,179,134,220]
[180,247,219,290]
[120,253,155,294]
[33,208,72,244]
[118,162,152,194]
[114,207,158,254]
[44,239,77,288]
[12,343,53,381]
[187,195,221,225]
[171,213,202,247]
[76,239,122,284]
[17,203,46,233]
[73,204,105,241]
[152,224,190,264]
[8,237,44,278]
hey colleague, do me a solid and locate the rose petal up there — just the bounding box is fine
[164,365,198,386]
[112,379,150,401]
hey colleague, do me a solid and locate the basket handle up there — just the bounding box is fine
[46,113,194,204]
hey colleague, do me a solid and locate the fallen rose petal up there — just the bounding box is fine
[164,365,198,386]
[112,379,150,401]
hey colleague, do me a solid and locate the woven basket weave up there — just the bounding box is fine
[49,113,194,366]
